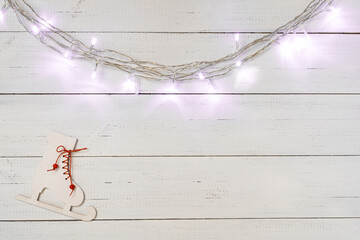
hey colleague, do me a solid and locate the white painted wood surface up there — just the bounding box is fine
[2,156,360,220]
[0,0,359,239]
[1,34,360,93]
[1,95,360,156]
[1,0,359,32]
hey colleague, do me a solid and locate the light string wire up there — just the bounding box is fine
[3,0,334,83]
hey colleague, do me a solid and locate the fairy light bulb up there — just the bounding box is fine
[123,78,136,92]
[279,39,293,58]
[64,50,70,58]
[32,25,40,35]
[40,18,53,30]
[0,0,332,85]
[293,36,308,51]
[198,72,205,80]
[91,71,96,79]
[236,61,242,67]
[327,6,341,20]
[330,6,340,14]
[168,84,177,93]
[91,37,97,46]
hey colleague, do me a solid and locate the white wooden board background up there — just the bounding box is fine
[0,0,360,239]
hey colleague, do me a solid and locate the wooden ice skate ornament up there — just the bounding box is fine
[16,131,97,221]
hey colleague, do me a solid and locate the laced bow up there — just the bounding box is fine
[47,145,87,196]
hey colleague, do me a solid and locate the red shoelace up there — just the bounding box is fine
[47,145,87,196]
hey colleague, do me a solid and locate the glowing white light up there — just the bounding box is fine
[63,50,70,58]
[235,33,240,42]
[325,5,342,23]
[91,71,97,79]
[236,61,242,67]
[123,78,136,92]
[161,84,179,102]
[0,11,4,22]
[279,39,293,58]
[91,37,97,46]
[40,18,53,30]
[168,84,177,93]
[327,6,341,21]
[198,72,205,80]
[278,33,312,60]
[330,6,340,14]
[293,37,308,51]
[32,25,40,35]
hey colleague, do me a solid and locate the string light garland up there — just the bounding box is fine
[2,0,336,92]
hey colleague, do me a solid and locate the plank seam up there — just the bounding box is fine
[0,31,360,34]
[2,217,360,222]
[1,93,360,96]
[2,155,360,159]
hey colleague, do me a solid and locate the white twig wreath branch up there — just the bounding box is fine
[2,0,334,85]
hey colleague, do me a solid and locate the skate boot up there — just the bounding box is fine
[16,131,97,221]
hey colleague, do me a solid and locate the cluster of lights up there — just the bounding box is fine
[196,34,243,92]
[2,0,340,95]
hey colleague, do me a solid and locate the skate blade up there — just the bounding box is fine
[16,195,97,222]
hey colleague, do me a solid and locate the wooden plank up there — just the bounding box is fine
[0,95,360,157]
[1,0,357,32]
[1,156,360,220]
[0,33,359,93]
[1,219,360,240]
[1,0,358,238]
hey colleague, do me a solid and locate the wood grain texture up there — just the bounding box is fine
[1,219,360,240]
[0,0,358,32]
[0,95,360,157]
[0,33,359,93]
[2,156,360,220]
[1,0,359,238]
